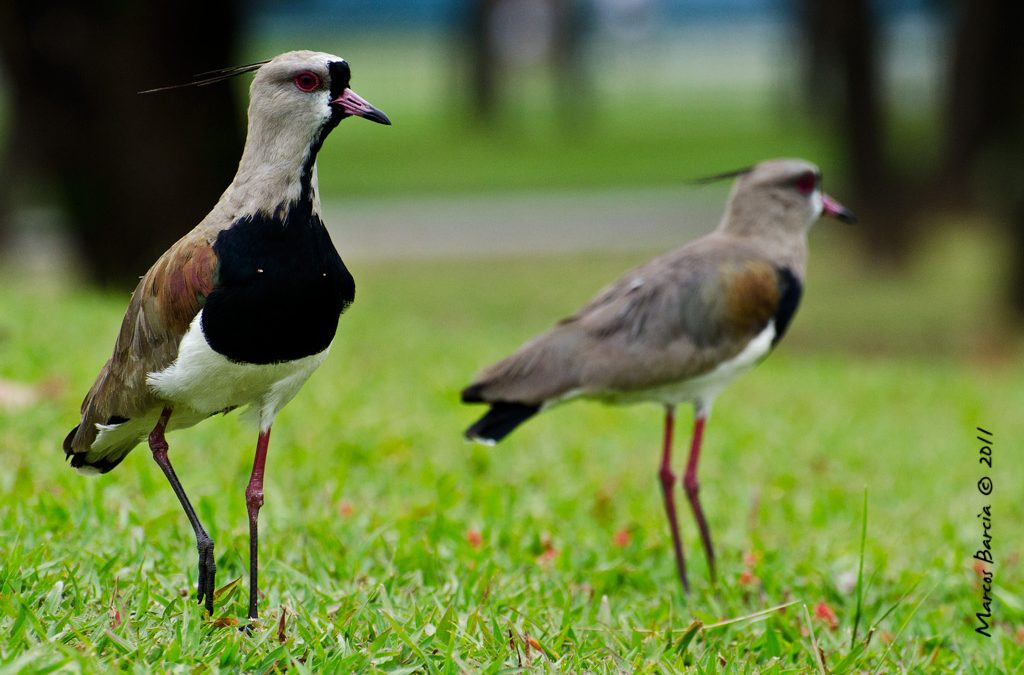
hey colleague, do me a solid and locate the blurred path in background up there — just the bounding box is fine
[321,188,722,259]
[5,189,723,274]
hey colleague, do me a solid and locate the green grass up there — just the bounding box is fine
[1,228,1022,671]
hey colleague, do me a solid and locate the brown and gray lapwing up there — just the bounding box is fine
[461,158,855,592]
[63,50,390,621]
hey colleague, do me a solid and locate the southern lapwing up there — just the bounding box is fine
[63,50,390,621]
[461,158,854,592]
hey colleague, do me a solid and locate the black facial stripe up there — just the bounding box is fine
[327,60,351,100]
[296,60,351,204]
[298,132,327,207]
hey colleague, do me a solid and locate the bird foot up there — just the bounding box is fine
[196,537,216,615]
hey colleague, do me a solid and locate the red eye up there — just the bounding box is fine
[794,171,818,195]
[293,71,321,92]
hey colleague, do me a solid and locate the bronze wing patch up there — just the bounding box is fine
[66,234,219,456]
[721,260,781,338]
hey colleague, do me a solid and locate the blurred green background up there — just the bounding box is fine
[1,0,1021,315]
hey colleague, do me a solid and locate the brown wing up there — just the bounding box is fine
[464,238,790,404]
[572,254,783,392]
[65,230,218,455]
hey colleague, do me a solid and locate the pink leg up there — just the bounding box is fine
[683,411,716,583]
[246,427,272,620]
[658,405,689,592]
[148,407,216,614]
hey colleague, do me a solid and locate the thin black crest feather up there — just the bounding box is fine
[689,165,754,186]
[139,59,270,94]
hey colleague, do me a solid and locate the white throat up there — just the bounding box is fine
[810,190,824,219]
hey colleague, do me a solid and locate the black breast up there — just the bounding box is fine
[202,207,355,364]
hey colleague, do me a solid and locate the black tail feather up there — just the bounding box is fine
[460,383,487,404]
[62,425,80,457]
[68,450,128,474]
[464,402,540,443]
[63,422,135,474]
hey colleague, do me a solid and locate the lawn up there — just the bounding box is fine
[1,25,1021,672]
[1,227,1022,671]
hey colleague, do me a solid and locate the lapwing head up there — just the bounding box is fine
[716,158,856,238]
[247,50,390,145]
[221,50,392,210]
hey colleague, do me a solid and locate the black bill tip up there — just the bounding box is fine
[360,107,391,126]
[822,193,857,223]
[835,208,857,224]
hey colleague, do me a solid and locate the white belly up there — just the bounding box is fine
[594,321,776,408]
[146,311,329,430]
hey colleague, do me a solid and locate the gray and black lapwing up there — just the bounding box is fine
[462,158,855,592]
[64,50,390,621]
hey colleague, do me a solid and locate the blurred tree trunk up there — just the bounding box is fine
[465,0,501,122]
[0,136,11,253]
[462,0,590,130]
[941,1,1024,318]
[941,1,1023,201]
[798,0,913,265]
[551,0,592,136]
[0,0,242,287]
[1011,195,1024,320]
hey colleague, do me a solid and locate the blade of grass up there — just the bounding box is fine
[801,604,828,675]
[869,577,923,642]
[626,600,799,637]
[671,620,703,656]
[703,601,800,630]
[378,609,439,675]
[851,487,868,648]
[870,583,936,675]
